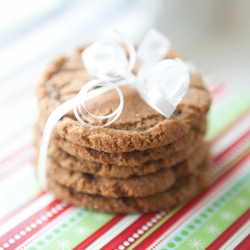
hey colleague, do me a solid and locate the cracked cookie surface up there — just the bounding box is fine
[36,46,211,153]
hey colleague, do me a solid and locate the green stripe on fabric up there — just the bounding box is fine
[206,91,250,141]
[33,212,114,250]
[160,173,250,250]
[28,209,90,250]
[127,207,181,250]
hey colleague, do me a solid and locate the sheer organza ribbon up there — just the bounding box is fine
[38,30,190,189]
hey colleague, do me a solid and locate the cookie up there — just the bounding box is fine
[53,127,204,166]
[46,145,209,198]
[33,139,206,179]
[47,156,210,213]
[34,118,205,166]
[42,140,207,179]
[35,48,211,153]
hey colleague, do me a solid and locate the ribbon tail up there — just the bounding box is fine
[37,98,75,190]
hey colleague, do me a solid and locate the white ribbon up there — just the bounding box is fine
[38,80,125,190]
[38,30,190,190]
[73,80,124,127]
[137,28,171,64]
[137,28,197,83]
[136,58,190,118]
[137,28,172,83]
[82,29,136,83]
[185,60,198,73]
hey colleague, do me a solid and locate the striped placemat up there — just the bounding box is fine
[0,76,249,250]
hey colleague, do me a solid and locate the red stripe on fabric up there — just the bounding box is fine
[133,154,250,250]
[207,208,250,250]
[73,214,126,250]
[101,214,155,250]
[0,191,45,225]
[0,200,70,249]
[212,129,250,164]
[210,109,250,146]
[234,233,250,250]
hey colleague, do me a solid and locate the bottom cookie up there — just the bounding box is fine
[47,157,210,213]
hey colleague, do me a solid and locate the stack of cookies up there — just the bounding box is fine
[34,45,211,213]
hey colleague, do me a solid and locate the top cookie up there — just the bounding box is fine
[36,45,211,153]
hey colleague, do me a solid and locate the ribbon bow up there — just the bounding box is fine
[38,29,190,189]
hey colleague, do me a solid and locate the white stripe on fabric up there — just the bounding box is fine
[221,219,250,250]
[16,206,79,250]
[86,214,141,250]
[0,193,54,236]
[211,112,250,158]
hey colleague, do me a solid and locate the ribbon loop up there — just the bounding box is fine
[147,85,175,117]
[137,28,171,64]
[82,30,136,82]
[137,58,190,117]
[73,79,124,127]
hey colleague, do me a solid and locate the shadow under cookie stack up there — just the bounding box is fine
[34,42,211,213]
